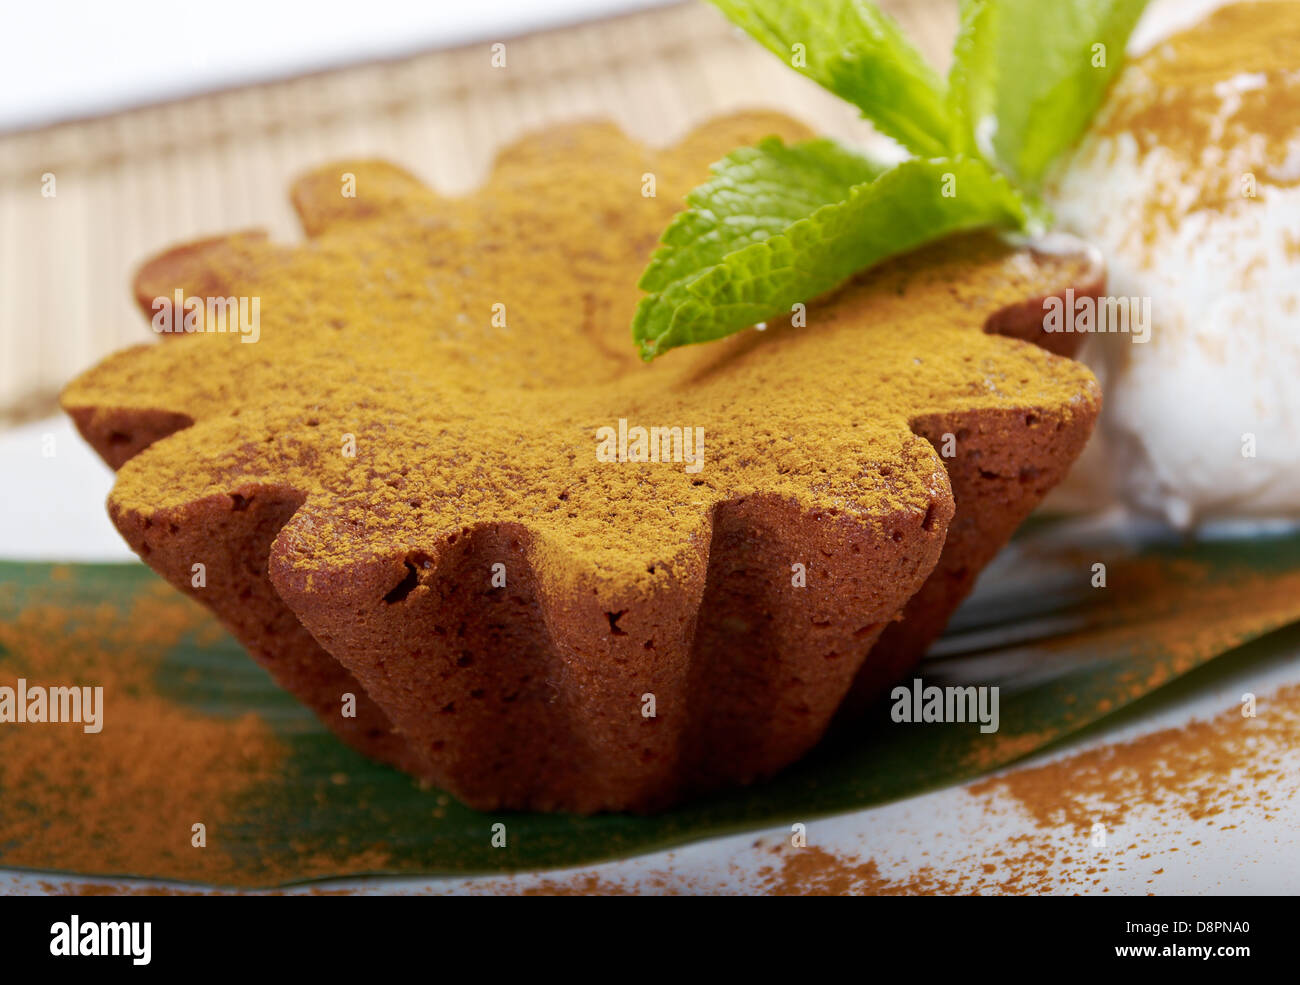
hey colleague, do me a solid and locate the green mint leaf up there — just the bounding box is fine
[709,0,953,158]
[639,137,887,295]
[947,0,998,158]
[948,0,1150,187]
[633,146,1027,360]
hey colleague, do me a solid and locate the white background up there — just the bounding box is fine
[1,0,675,131]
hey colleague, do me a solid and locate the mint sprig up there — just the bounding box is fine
[949,0,1149,187]
[634,0,1149,360]
[711,0,952,157]
[639,138,888,296]
[634,150,1027,359]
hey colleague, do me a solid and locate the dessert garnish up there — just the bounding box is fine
[633,0,1149,359]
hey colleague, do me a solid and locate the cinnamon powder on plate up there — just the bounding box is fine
[757,679,1300,895]
[0,579,284,883]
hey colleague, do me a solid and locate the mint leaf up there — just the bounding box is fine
[947,0,998,159]
[632,0,1141,360]
[948,0,1149,186]
[633,146,1027,360]
[709,0,952,158]
[639,138,887,295]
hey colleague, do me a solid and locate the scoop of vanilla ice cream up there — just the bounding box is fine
[1046,0,1300,528]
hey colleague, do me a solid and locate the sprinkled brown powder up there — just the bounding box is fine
[1081,1,1300,262]
[0,583,285,882]
[957,556,1300,772]
[1041,562,1300,699]
[466,672,1300,895]
[61,111,1098,591]
[970,682,1300,834]
[751,682,1300,895]
[7,543,1297,890]
[757,847,891,895]
[517,873,644,896]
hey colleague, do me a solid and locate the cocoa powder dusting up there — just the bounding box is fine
[970,684,1300,834]
[0,581,285,883]
[1085,1,1300,263]
[958,557,1300,771]
[483,676,1300,895]
[5,550,1297,892]
[755,682,1300,895]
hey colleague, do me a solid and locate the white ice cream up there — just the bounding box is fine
[1046,0,1300,528]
